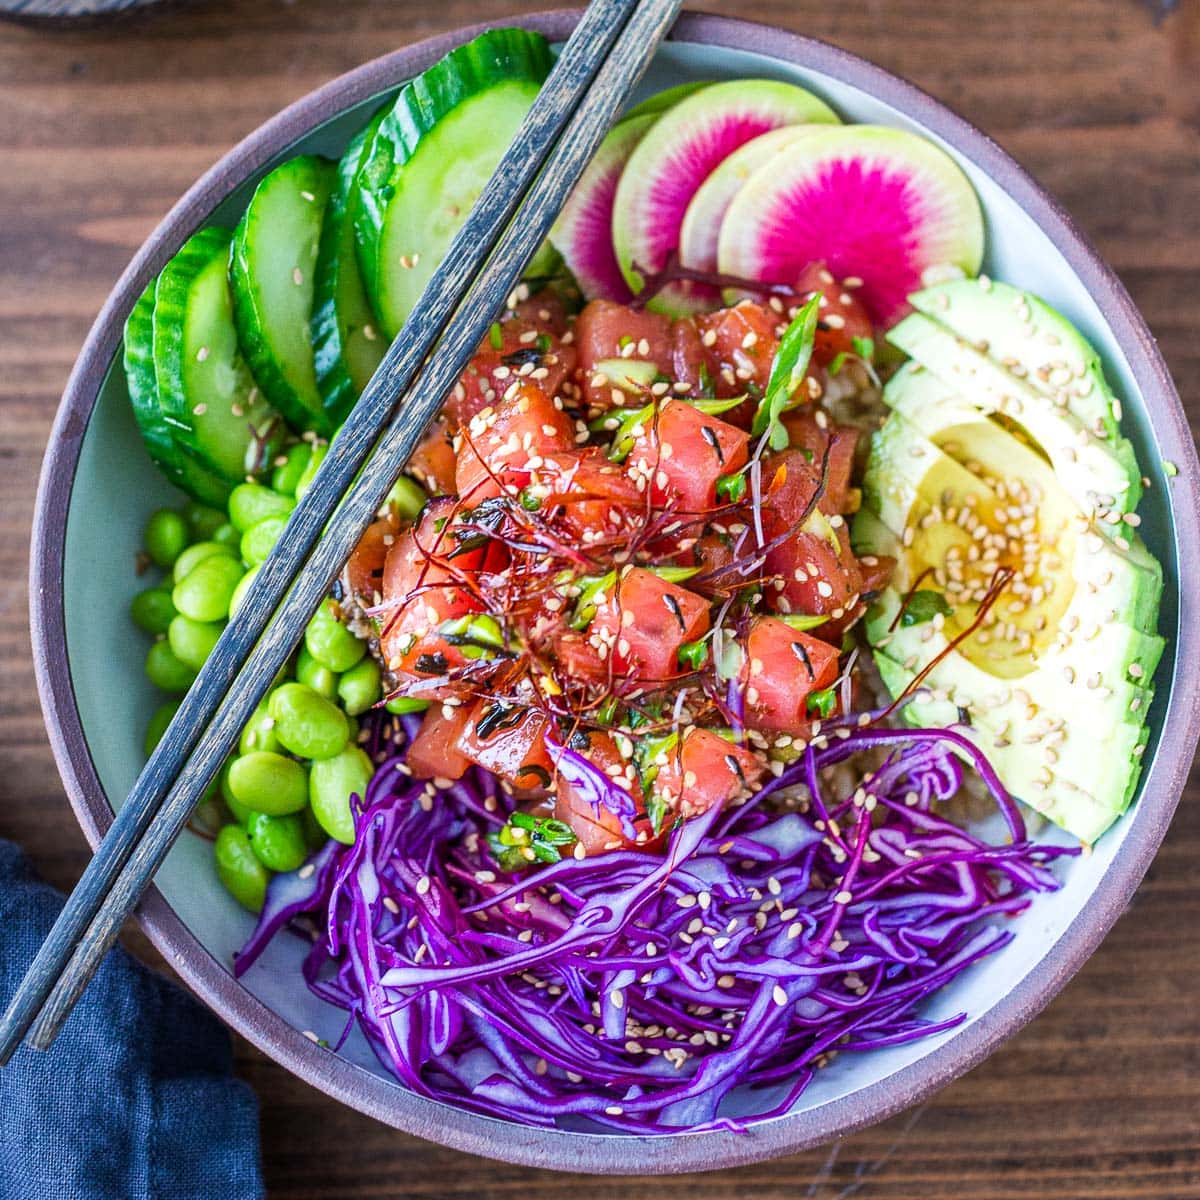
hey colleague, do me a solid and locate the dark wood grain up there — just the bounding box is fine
[0,1,1197,1196]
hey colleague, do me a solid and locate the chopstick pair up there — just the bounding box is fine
[0,0,684,1061]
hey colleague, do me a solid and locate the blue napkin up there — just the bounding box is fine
[0,841,264,1200]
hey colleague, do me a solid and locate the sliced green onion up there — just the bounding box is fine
[716,472,747,504]
[806,686,837,718]
[677,639,708,671]
[688,395,746,417]
[488,811,577,871]
[439,613,507,659]
[569,570,617,630]
[646,565,701,584]
[637,731,680,798]
[778,613,827,632]
[488,322,504,351]
[753,294,820,451]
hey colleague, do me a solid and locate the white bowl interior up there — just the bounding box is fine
[62,38,1177,1128]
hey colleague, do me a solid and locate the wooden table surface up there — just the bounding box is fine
[2,0,1199,1195]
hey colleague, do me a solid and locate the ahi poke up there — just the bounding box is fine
[120,28,1165,1132]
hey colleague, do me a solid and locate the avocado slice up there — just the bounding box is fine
[858,337,1162,844]
[874,651,1150,846]
[880,368,1162,636]
[887,313,1141,518]
[909,278,1130,444]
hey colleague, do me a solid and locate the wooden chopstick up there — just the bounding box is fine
[1,0,684,1059]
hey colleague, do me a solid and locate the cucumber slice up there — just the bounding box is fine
[311,112,388,428]
[154,227,283,483]
[354,28,553,337]
[124,282,232,505]
[231,156,336,434]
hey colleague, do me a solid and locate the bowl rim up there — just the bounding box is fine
[29,6,1200,1175]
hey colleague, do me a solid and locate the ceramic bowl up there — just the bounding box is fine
[30,9,1200,1174]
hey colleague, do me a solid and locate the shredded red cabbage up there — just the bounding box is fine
[236,713,1070,1133]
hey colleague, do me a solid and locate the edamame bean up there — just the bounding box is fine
[301,806,328,851]
[385,696,430,715]
[193,791,225,838]
[173,554,244,622]
[239,700,280,755]
[168,614,223,671]
[212,522,243,551]
[214,825,270,912]
[229,563,259,617]
[271,443,312,497]
[228,482,295,533]
[267,683,349,760]
[143,699,181,757]
[304,598,365,672]
[296,645,339,699]
[143,509,189,569]
[388,475,428,522]
[240,515,288,566]
[309,744,373,844]
[337,655,382,715]
[227,751,309,816]
[173,539,237,584]
[246,811,308,873]
[145,640,197,693]
[294,442,328,501]
[130,586,177,635]
[183,501,228,542]
[219,759,254,824]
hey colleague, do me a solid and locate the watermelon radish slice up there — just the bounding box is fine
[612,80,841,316]
[677,126,810,282]
[550,83,709,303]
[716,125,984,327]
[550,114,655,303]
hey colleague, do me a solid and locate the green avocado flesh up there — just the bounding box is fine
[858,283,1163,844]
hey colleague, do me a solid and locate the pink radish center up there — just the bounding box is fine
[755,158,935,324]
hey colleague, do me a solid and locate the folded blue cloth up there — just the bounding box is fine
[0,841,264,1200]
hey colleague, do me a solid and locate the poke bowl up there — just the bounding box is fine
[29,8,1200,1174]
